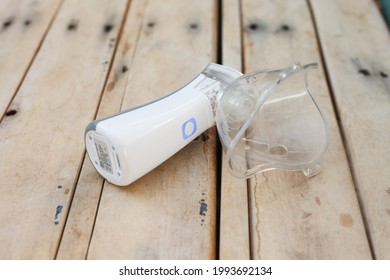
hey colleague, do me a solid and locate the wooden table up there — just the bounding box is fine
[0,0,389,260]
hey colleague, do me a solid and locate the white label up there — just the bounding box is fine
[94,138,113,174]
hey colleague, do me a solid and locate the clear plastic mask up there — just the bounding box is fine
[216,62,328,178]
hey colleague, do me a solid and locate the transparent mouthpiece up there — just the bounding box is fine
[216,62,328,178]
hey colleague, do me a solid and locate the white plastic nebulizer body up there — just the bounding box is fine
[85,62,328,186]
[85,64,242,186]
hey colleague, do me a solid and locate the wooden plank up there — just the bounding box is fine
[0,0,128,259]
[219,0,250,260]
[86,0,218,259]
[0,0,62,116]
[56,0,144,260]
[242,0,372,259]
[310,0,390,259]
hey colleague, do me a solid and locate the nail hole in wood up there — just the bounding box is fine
[189,23,198,29]
[67,20,78,31]
[121,65,128,73]
[5,109,17,116]
[247,21,267,33]
[358,69,370,76]
[248,23,259,31]
[24,19,32,26]
[280,24,290,31]
[103,23,114,33]
[2,18,13,29]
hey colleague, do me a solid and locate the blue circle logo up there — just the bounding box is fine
[182,117,197,140]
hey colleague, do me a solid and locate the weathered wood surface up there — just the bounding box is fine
[0,0,62,116]
[0,0,388,259]
[84,0,219,259]
[242,0,372,259]
[310,0,390,259]
[56,0,136,260]
[0,0,128,259]
[219,0,250,260]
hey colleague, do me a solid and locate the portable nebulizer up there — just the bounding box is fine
[85,63,328,186]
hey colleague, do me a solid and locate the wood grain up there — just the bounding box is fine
[86,0,218,259]
[0,0,385,260]
[56,0,143,260]
[219,0,251,260]
[242,0,372,259]
[0,0,128,259]
[0,0,62,116]
[310,0,390,259]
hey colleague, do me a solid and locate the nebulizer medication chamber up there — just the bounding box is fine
[85,62,328,186]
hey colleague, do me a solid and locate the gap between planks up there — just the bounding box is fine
[59,1,221,258]
[56,0,144,259]
[242,0,371,259]
[55,0,132,260]
[309,0,390,259]
[0,0,64,119]
[306,0,376,259]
